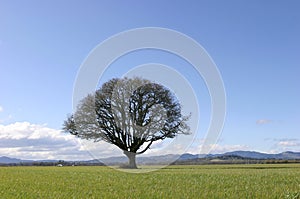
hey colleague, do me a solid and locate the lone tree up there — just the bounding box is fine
[63,77,190,168]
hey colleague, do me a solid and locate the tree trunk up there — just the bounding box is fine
[123,151,137,169]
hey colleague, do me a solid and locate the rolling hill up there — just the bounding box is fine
[1,151,300,165]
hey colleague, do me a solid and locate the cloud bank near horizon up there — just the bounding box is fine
[0,122,91,160]
[0,121,299,160]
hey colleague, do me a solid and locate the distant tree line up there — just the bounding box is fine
[0,161,104,167]
[172,157,300,165]
[1,156,300,167]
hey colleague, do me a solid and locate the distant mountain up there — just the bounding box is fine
[223,151,271,159]
[179,153,199,160]
[221,151,300,160]
[1,151,300,165]
[0,156,23,164]
[273,151,300,159]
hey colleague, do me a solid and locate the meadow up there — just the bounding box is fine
[0,164,299,199]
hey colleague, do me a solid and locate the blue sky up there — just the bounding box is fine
[0,1,299,160]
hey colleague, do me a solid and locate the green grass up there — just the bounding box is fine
[0,164,300,198]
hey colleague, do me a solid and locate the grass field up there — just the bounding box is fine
[0,164,300,199]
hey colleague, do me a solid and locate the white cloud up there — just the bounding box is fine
[79,140,122,158]
[0,122,197,160]
[0,106,3,112]
[266,138,300,153]
[187,143,250,154]
[184,139,251,154]
[277,141,299,147]
[256,119,273,125]
[209,144,250,154]
[0,122,94,160]
[5,121,298,161]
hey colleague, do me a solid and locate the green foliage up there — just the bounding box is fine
[0,164,299,198]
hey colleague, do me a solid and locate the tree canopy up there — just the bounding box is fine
[63,77,190,168]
